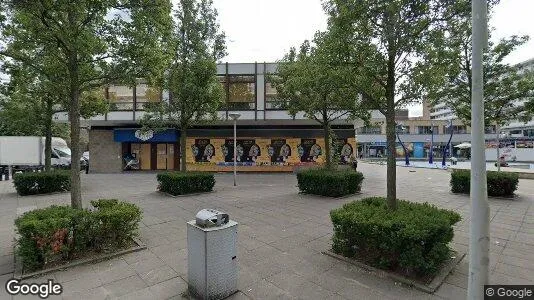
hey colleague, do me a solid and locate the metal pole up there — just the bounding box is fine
[233,119,237,186]
[429,123,434,164]
[496,124,501,172]
[468,0,489,298]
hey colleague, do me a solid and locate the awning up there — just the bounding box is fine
[113,129,179,143]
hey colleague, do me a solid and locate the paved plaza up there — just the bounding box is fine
[0,163,533,299]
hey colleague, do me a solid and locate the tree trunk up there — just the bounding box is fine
[44,98,53,172]
[385,111,397,210]
[180,128,187,172]
[323,123,332,169]
[68,56,82,209]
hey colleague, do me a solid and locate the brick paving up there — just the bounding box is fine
[0,163,533,299]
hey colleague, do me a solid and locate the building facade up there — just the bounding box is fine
[54,63,358,173]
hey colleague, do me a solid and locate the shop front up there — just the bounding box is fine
[113,129,180,171]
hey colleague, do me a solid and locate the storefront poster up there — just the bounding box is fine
[191,139,216,162]
[298,139,322,162]
[223,139,261,162]
[268,139,292,163]
[334,139,353,164]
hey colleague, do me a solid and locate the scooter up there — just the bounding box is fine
[123,154,140,170]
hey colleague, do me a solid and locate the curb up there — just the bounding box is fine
[322,250,466,294]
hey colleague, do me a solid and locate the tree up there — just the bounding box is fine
[425,1,534,130]
[273,35,369,168]
[323,0,466,209]
[141,0,226,171]
[1,63,109,170]
[1,0,172,208]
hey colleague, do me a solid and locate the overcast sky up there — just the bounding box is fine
[213,0,534,116]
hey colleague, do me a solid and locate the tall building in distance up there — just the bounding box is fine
[427,57,534,138]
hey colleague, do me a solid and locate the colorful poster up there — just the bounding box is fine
[334,138,354,164]
[298,139,323,162]
[223,139,261,162]
[191,139,216,162]
[268,139,293,163]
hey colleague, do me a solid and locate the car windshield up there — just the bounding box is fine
[55,148,71,158]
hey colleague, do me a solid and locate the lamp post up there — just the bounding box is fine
[229,113,241,186]
[468,0,489,298]
[429,122,434,164]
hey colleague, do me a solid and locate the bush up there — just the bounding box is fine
[13,171,71,196]
[157,172,215,196]
[296,168,364,197]
[451,169,519,197]
[14,199,142,271]
[330,197,461,277]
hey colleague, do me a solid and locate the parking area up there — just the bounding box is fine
[0,163,533,299]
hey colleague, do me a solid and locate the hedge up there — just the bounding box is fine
[14,199,141,271]
[13,171,71,196]
[450,169,519,197]
[156,172,215,196]
[296,168,364,197]
[330,197,461,277]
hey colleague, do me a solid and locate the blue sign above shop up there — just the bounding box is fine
[113,129,179,143]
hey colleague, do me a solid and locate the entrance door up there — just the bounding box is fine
[156,144,167,170]
[166,144,174,170]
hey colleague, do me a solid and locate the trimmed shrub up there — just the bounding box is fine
[330,197,461,277]
[451,169,519,197]
[13,171,71,196]
[297,168,364,197]
[14,199,141,271]
[157,172,215,196]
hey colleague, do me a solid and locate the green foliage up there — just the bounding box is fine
[157,172,215,195]
[14,200,142,270]
[141,0,226,171]
[330,197,461,277]
[297,168,364,197]
[13,171,71,196]
[321,0,468,207]
[90,199,142,249]
[424,0,534,127]
[450,170,519,197]
[1,0,173,208]
[273,36,369,168]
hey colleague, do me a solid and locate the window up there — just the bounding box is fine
[226,75,256,110]
[265,80,288,109]
[357,127,382,134]
[108,85,134,110]
[417,126,439,134]
[399,126,410,134]
[135,83,161,110]
[444,125,467,134]
[524,129,534,137]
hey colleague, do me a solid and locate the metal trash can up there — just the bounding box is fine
[187,209,238,300]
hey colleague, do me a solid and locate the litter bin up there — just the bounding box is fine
[187,209,238,300]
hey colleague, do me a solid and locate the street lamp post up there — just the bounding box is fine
[229,113,241,186]
[468,0,490,298]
